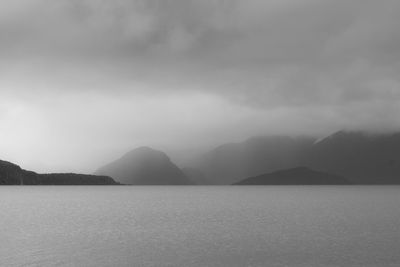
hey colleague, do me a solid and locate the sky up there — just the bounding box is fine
[1,0,400,173]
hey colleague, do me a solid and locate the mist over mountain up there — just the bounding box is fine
[190,136,314,185]
[181,168,210,185]
[189,131,400,185]
[2,0,400,175]
[2,130,400,185]
[0,160,117,185]
[307,131,400,184]
[234,167,350,185]
[96,147,192,185]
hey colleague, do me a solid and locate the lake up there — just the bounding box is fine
[1,186,399,267]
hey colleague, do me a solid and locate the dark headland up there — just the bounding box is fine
[0,160,118,185]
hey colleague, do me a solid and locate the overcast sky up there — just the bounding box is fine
[1,0,400,173]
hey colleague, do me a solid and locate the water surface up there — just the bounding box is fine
[1,186,399,267]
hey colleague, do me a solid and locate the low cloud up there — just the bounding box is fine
[1,0,400,172]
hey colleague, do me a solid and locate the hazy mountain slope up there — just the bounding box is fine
[193,136,315,184]
[96,147,192,185]
[193,131,400,184]
[234,167,350,185]
[306,131,400,184]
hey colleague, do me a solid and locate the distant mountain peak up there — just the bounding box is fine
[125,146,163,155]
[120,146,169,162]
[96,147,192,185]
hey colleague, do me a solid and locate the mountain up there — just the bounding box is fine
[234,167,350,185]
[96,147,193,185]
[0,160,118,185]
[306,131,400,184]
[191,136,314,184]
[191,131,400,184]
[0,160,37,185]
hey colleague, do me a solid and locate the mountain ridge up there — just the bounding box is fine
[189,130,400,184]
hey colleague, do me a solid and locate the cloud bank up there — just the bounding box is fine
[1,0,400,172]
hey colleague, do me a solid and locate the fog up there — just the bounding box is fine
[1,0,400,172]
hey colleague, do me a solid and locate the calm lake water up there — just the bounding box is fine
[1,186,399,267]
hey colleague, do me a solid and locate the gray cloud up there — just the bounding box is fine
[1,0,400,172]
